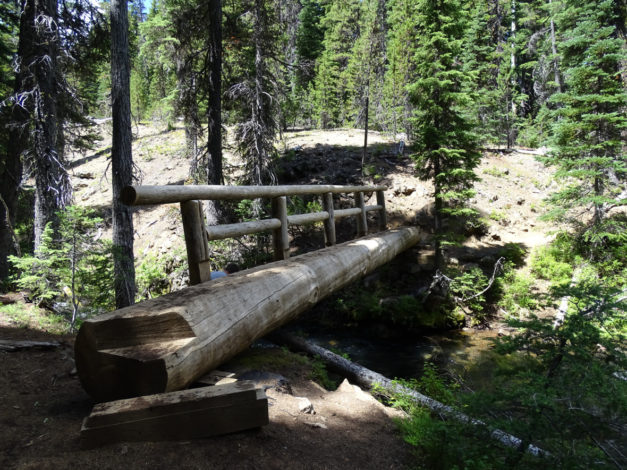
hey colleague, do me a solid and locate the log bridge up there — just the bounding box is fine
[76,184,421,402]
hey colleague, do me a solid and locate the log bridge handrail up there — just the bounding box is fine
[121,184,388,285]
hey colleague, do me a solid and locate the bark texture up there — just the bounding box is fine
[11,0,71,250]
[204,0,224,225]
[110,0,136,307]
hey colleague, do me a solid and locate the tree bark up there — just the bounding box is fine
[13,0,71,250]
[0,102,25,283]
[110,0,136,308]
[433,155,444,269]
[548,0,562,93]
[204,0,224,226]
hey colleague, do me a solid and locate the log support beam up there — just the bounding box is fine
[75,227,420,402]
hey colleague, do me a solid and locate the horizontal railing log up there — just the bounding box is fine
[121,184,386,205]
[122,184,389,285]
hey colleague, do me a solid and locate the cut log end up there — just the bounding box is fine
[120,186,138,206]
[75,312,196,402]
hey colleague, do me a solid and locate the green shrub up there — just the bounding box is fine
[136,253,171,299]
[498,269,538,315]
[531,246,574,290]
[498,243,527,266]
[448,266,490,325]
[9,206,114,330]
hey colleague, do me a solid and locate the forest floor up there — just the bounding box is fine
[0,122,558,469]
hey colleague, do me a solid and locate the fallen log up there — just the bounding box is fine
[80,381,268,447]
[75,227,420,401]
[270,330,548,458]
[0,339,60,351]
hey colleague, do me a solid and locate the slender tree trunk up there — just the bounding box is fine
[508,0,517,146]
[548,0,562,93]
[0,133,23,282]
[205,0,224,226]
[110,0,136,308]
[361,87,369,175]
[433,156,443,269]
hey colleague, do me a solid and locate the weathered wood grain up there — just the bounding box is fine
[80,381,268,447]
[121,184,386,205]
[75,227,420,401]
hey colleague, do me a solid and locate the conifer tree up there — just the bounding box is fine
[383,0,419,137]
[111,0,137,307]
[346,0,387,131]
[544,0,626,251]
[409,0,481,268]
[312,0,361,128]
[0,0,21,283]
[295,0,325,89]
[228,0,279,196]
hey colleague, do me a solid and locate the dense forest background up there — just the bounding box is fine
[1,0,625,274]
[0,0,626,468]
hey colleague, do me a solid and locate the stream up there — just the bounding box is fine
[284,321,500,389]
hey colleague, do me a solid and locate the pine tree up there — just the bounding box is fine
[228,0,280,196]
[111,0,137,307]
[383,0,419,138]
[312,0,361,128]
[295,0,325,89]
[409,0,481,269]
[346,0,387,129]
[0,0,21,284]
[544,0,626,252]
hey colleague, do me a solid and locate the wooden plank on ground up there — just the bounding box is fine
[0,340,60,351]
[80,381,268,447]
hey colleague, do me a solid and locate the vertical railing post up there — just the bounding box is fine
[272,196,289,261]
[181,200,209,285]
[376,190,387,231]
[355,191,367,237]
[322,192,336,246]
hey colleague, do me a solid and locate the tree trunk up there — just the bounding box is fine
[110,0,136,308]
[15,0,71,249]
[0,138,23,282]
[433,156,444,269]
[75,227,420,401]
[361,88,369,176]
[205,0,224,226]
[548,0,562,93]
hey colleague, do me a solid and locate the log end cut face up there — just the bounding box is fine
[75,312,196,402]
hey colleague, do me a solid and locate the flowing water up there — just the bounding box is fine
[286,321,500,388]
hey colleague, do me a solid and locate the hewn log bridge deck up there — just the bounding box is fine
[76,184,420,401]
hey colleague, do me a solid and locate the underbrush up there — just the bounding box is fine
[0,302,68,335]
[386,231,626,469]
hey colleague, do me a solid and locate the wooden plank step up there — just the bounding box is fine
[80,381,268,447]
